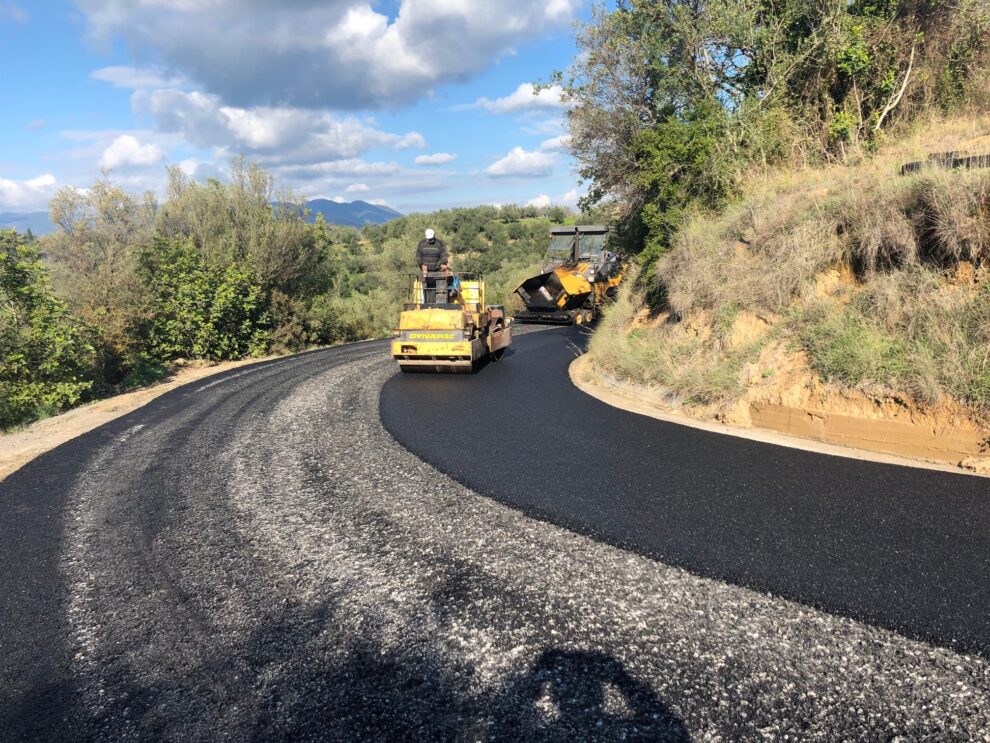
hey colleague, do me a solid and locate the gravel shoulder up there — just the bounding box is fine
[0,352,305,482]
[1,338,988,740]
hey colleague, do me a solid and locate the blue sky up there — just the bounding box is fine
[0,1,594,215]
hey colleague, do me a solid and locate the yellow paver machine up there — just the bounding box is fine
[514,225,628,325]
[392,272,512,373]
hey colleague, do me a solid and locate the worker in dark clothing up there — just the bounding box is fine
[415,228,449,274]
[416,228,451,304]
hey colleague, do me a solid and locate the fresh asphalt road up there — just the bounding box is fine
[383,326,990,656]
[1,327,988,740]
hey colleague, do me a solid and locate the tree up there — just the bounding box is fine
[0,231,94,429]
[561,0,990,260]
[45,179,155,381]
[156,158,320,296]
[137,238,270,361]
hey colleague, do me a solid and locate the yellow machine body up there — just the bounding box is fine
[515,225,628,325]
[392,274,511,373]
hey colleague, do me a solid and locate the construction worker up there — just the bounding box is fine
[416,228,450,304]
[416,228,449,275]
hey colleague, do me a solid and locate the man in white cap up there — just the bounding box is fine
[415,228,451,304]
[415,228,449,275]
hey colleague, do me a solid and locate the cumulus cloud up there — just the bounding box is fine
[134,88,425,164]
[526,194,552,208]
[539,134,572,152]
[0,174,58,210]
[277,159,402,181]
[414,152,457,166]
[345,182,370,193]
[485,146,555,178]
[99,135,165,170]
[78,0,581,109]
[463,83,566,115]
[526,188,582,209]
[91,66,185,89]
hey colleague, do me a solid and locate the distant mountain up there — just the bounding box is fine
[304,199,402,228]
[0,211,55,237]
[0,199,400,238]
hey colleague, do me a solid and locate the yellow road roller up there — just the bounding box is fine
[392,272,512,373]
[514,225,628,325]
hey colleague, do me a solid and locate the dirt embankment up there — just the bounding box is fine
[0,355,291,482]
[575,293,990,476]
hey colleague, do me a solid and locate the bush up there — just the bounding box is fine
[137,238,271,361]
[0,231,95,429]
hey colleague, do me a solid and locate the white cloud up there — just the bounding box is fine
[539,134,571,152]
[0,174,58,210]
[559,188,581,208]
[134,88,425,164]
[91,66,185,89]
[368,198,389,206]
[26,119,46,131]
[273,159,402,181]
[99,135,165,170]
[486,146,555,178]
[526,188,582,209]
[414,152,457,166]
[77,1,581,109]
[345,182,370,193]
[463,83,566,115]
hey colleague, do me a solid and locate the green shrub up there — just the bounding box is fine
[799,304,909,387]
[0,231,95,429]
[137,238,271,361]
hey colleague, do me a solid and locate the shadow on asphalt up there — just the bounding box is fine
[1,534,686,742]
[1,635,686,742]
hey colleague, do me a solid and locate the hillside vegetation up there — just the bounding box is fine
[590,116,990,411]
[0,162,568,430]
[570,0,990,428]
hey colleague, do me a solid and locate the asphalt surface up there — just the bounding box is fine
[1,329,989,740]
[382,326,990,657]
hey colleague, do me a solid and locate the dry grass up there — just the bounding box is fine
[590,113,990,410]
[589,270,767,405]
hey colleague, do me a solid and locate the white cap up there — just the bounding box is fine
[425,228,435,240]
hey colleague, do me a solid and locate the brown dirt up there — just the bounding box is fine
[570,355,978,477]
[727,310,772,349]
[0,354,291,482]
[578,303,990,475]
[811,265,858,300]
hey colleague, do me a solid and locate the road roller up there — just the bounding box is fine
[514,225,628,325]
[392,272,511,373]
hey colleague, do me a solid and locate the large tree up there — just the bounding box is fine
[562,0,990,257]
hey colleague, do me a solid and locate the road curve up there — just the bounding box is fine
[1,332,988,740]
[381,326,990,656]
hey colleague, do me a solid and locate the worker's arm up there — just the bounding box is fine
[439,241,449,270]
[415,242,427,274]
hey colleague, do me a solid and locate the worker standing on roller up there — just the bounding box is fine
[416,228,450,304]
[416,228,449,275]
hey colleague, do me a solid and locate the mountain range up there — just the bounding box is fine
[0,211,55,236]
[303,199,402,228]
[0,199,401,237]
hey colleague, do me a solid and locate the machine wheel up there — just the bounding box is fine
[583,309,595,324]
[573,310,584,325]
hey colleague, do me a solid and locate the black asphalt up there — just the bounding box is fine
[0,344,380,739]
[380,325,990,657]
